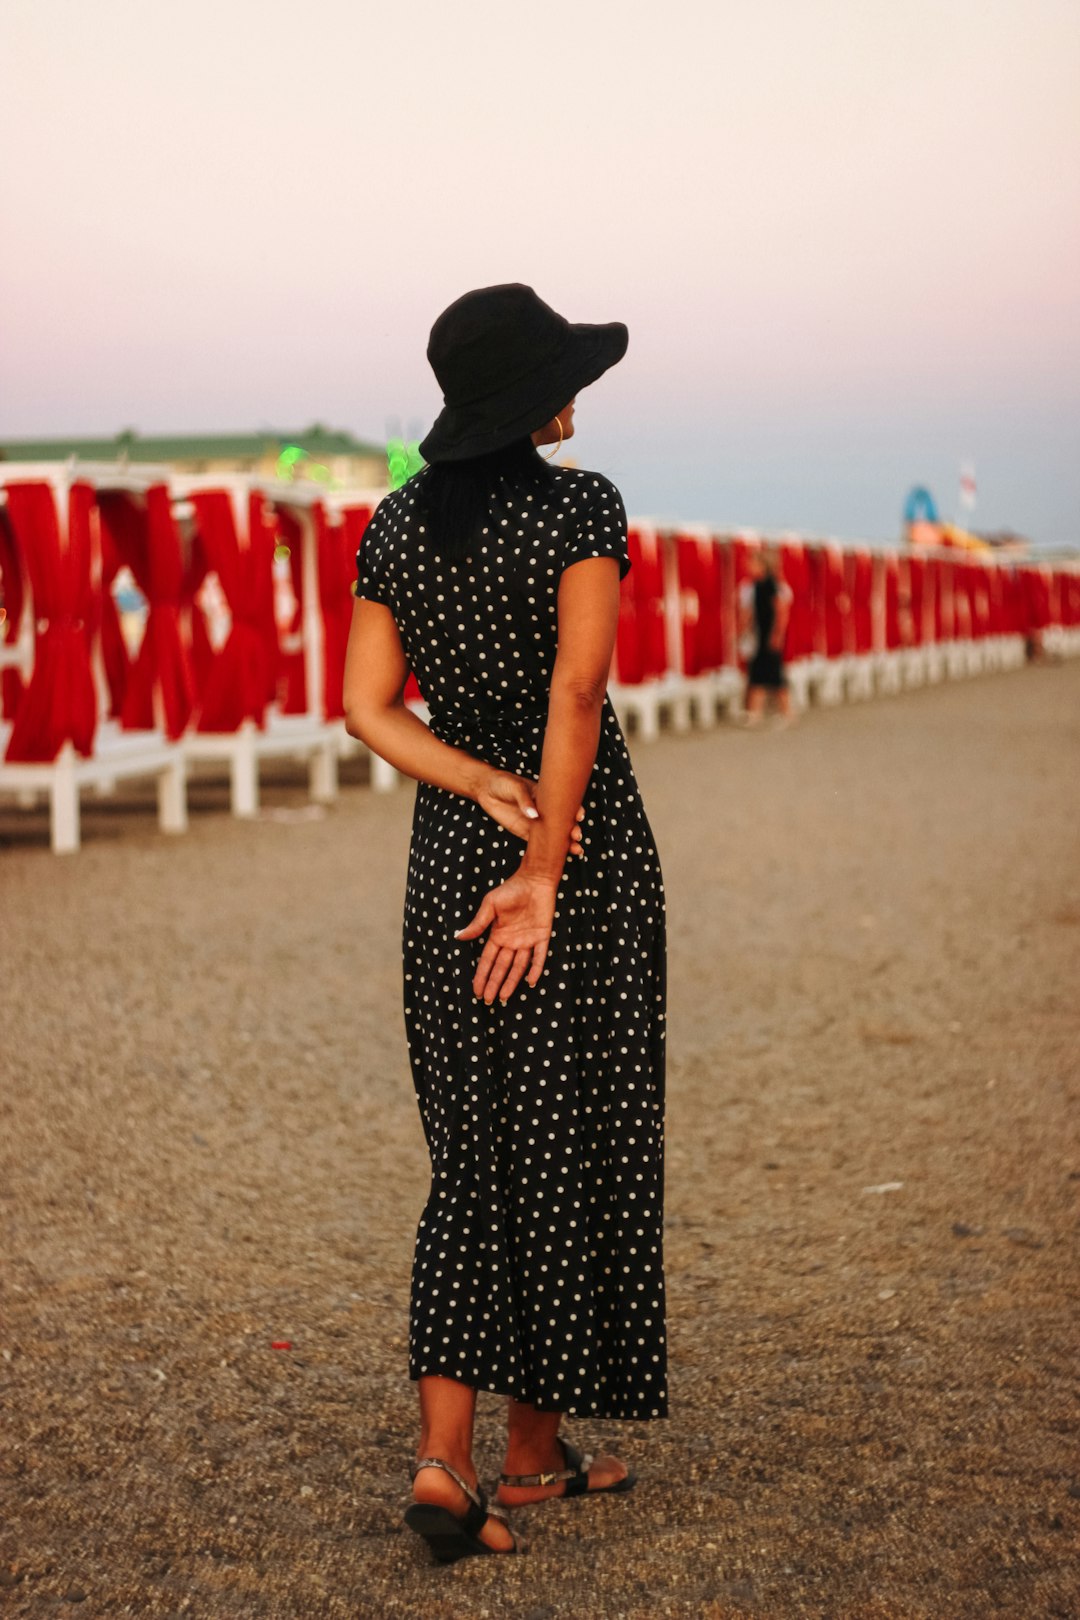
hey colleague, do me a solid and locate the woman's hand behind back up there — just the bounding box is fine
[454,869,559,1004]
[475,769,584,857]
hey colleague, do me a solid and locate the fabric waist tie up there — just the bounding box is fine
[429,699,550,748]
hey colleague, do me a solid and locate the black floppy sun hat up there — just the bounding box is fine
[418,283,628,464]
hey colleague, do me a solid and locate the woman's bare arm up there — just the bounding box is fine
[343,597,488,800]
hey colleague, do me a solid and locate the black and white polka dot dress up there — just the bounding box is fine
[356,464,667,1421]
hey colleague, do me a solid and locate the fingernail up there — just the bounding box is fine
[525,808,539,820]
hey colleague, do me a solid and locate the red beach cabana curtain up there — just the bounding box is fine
[629,528,668,679]
[188,490,276,732]
[274,504,307,714]
[847,549,873,654]
[98,486,195,739]
[883,554,901,649]
[985,565,1004,637]
[717,538,737,668]
[1002,569,1022,636]
[97,514,130,719]
[805,545,829,659]
[821,546,848,658]
[1020,567,1046,632]
[673,533,723,676]
[672,532,724,676]
[935,558,955,640]
[319,503,368,719]
[4,480,98,762]
[613,567,643,684]
[971,564,991,639]
[182,527,215,707]
[896,556,916,646]
[674,534,703,677]
[0,507,27,719]
[953,562,973,641]
[908,554,929,644]
[780,542,812,659]
[696,537,725,672]
[249,492,284,707]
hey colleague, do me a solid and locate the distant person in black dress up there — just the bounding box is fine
[738,548,794,727]
[343,285,667,1564]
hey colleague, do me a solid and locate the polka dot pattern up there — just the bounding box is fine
[356,465,667,1421]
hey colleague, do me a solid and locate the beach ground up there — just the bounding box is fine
[1,661,1078,1620]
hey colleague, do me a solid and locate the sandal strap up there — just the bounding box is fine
[499,1436,594,1489]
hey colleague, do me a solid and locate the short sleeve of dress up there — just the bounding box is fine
[560,475,631,580]
[354,505,392,606]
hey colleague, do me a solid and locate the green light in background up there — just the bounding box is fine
[387,438,409,490]
[387,438,425,490]
[277,445,307,480]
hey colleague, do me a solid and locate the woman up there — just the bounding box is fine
[738,547,794,727]
[343,284,667,1564]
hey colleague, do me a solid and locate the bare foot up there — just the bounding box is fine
[412,1462,516,1551]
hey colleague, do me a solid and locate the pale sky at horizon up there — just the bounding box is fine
[2,0,1078,545]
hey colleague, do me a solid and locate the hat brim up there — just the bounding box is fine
[419,320,628,464]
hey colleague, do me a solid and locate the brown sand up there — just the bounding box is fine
[1,663,1078,1619]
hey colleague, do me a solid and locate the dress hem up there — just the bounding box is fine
[408,1362,669,1422]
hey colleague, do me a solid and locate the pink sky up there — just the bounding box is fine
[2,0,1077,544]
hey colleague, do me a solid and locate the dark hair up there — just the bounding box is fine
[417,437,555,563]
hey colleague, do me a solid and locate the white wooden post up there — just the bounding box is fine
[51,743,79,853]
[309,739,337,802]
[636,696,661,743]
[158,754,188,834]
[370,752,397,792]
[231,720,259,817]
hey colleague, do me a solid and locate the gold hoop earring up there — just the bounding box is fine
[541,413,564,461]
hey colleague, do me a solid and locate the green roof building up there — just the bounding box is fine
[0,424,388,491]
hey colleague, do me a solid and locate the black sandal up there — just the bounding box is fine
[498,1436,637,1501]
[404,1457,525,1563]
